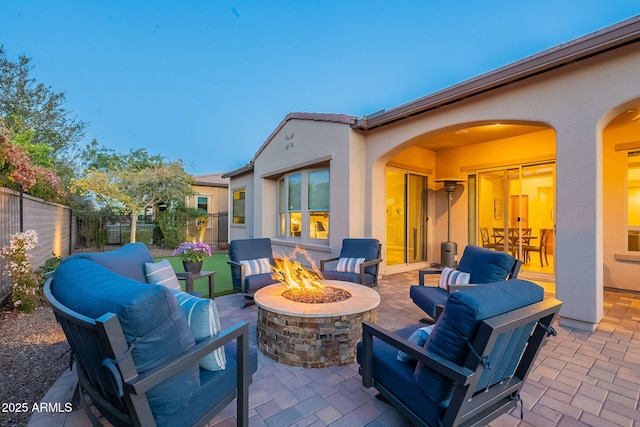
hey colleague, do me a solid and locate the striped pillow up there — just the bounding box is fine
[145,259,181,291]
[438,267,471,291]
[397,324,435,363]
[239,257,272,276]
[170,290,226,371]
[336,257,366,273]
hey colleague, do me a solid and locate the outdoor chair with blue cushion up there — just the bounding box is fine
[45,245,258,427]
[228,238,279,307]
[358,279,562,427]
[410,245,522,322]
[320,238,383,288]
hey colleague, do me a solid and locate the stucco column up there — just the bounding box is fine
[555,122,603,332]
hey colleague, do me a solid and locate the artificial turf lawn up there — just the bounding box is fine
[155,253,235,298]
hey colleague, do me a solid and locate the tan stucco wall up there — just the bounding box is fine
[237,118,359,265]
[364,43,640,331]
[188,185,228,213]
[229,41,640,331]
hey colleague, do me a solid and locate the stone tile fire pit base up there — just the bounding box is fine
[254,281,380,368]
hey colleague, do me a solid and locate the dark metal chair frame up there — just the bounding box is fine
[359,297,562,427]
[320,241,383,288]
[44,278,252,427]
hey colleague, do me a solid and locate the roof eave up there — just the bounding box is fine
[222,164,255,179]
[354,15,640,131]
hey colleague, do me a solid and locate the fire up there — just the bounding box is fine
[272,247,325,292]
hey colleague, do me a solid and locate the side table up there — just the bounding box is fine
[176,270,216,299]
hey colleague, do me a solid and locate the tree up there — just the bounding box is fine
[72,143,196,243]
[0,46,88,179]
[0,118,66,202]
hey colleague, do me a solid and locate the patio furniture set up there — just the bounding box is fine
[44,239,561,426]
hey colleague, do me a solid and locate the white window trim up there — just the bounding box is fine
[278,169,329,244]
[231,187,246,227]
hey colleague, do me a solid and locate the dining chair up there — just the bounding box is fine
[523,228,553,266]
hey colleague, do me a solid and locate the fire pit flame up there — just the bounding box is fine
[272,247,324,292]
[272,247,351,304]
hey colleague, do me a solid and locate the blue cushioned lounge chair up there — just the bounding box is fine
[228,238,279,308]
[359,279,562,427]
[410,245,521,322]
[320,238,383,288]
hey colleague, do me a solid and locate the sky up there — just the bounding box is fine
[2,1,640,176]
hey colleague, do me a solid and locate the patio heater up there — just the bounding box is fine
[435,178,465,268]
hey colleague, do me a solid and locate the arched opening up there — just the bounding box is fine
[603,103,640,292]
[384,121,556,281]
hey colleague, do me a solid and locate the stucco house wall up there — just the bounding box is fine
[226,18,640,332]
[244,113,360,265]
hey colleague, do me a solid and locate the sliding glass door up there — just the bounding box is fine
[386,169,428,266]
[477,163,555,274]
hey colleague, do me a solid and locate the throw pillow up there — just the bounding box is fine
[145,259,181,291]
[438,266,471,292]
[239,257,272,276]
[171,290,226,371]
[336,257,365,273]
[397,325,435,363]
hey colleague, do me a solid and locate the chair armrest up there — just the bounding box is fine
[320,257,340,272]
[125,321,250,394]
[418,268,442,286]
[360,321,473,388]
[359,258,382,284]
[227,260,247,293]
[447,283,477,294]
[361,258,382,268]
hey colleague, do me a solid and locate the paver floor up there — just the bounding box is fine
[29,272,640,426]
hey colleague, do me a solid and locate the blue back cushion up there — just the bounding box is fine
[339,239,380,275]
[414,279,543,403]
[53,258,199,417]
[67,242,154,283]
[456,245,516,283]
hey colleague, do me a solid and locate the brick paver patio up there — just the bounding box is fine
[29,272,640,426]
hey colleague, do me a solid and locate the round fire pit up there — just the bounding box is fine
[254,280,380,368]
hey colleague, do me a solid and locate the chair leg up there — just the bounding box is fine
[242,294,255,308]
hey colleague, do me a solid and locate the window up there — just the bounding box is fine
[278,169,329,240]
[197,196,209,212]
[628,152,640,251]
[232,189,245,224]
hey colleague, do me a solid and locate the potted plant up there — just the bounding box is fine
[173,241,212,273]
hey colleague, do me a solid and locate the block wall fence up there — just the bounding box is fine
[1,186,75,301]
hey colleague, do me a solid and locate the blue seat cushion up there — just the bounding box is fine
[409,285,448,318]
[456,245,516,283]
[65,242,154,283]
[155,340,259,426]
[52,258,199,417]
[414,279,543,403]
[242,272,278,292]
[322,271,375,286]
[357,325,443,427]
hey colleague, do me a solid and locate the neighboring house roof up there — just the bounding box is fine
[353,15,640,131]
[223,112,357,178]
[193,173,229,188]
